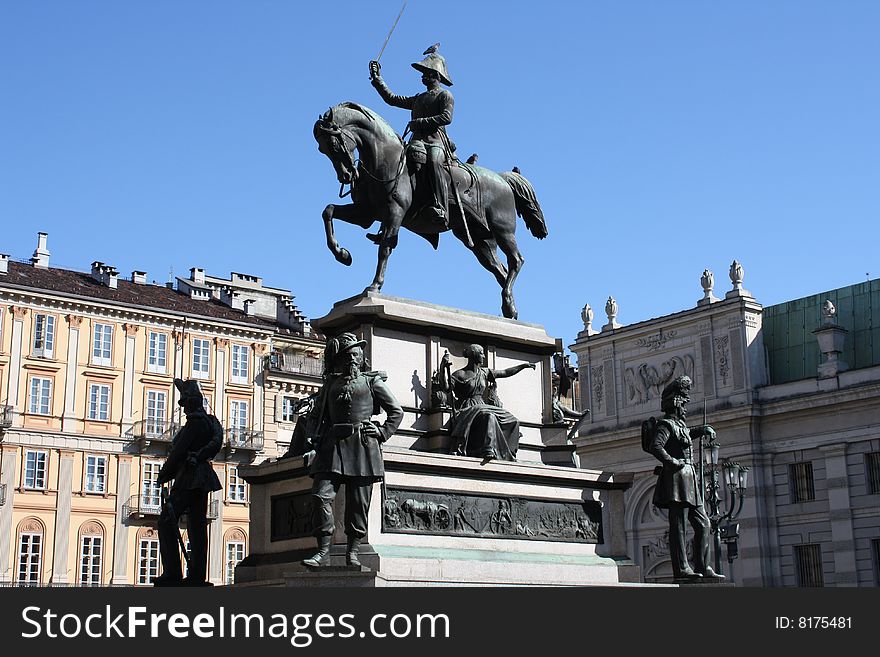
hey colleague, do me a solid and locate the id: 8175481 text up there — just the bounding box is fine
[775,617,852,630]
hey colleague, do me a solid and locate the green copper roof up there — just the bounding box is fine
[763,278,879,384]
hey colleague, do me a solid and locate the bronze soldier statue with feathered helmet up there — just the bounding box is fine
[643,375,725,580]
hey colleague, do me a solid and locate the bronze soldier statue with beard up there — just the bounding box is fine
[645,376,724,580]
[301,333,404,568]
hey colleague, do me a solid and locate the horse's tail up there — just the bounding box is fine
[500,171,548,239]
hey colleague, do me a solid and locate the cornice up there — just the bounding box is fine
[570,295,763,353]
[0,288,275,340]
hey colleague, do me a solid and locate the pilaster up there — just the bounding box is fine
[7,307,26,424]
[0,445,18,583]
[208,464,225,585]
[819,443,857,586]
[61,315,83,432]
[111,454,133,585]
[51,450,75,584]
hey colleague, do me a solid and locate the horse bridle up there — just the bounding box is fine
[316,119,359,196]
[316,116,406,198]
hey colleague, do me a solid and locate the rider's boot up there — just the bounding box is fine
[426,205,448,230]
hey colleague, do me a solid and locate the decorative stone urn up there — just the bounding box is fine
[579,303,598,337]
[698,269,719,306]
[602,296,621,332]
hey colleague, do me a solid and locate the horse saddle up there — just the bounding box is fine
[405,145,488,237]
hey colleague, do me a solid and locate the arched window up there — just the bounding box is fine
[78,521,105,586]
[136,528,160,586]
[16,518,45,586]
[224,528,247,585]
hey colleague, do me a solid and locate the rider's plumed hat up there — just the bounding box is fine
[412,48,453,87]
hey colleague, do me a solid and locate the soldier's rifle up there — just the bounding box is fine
[699,399,707,505]
[161,486,191,573]
[304,381,330,469]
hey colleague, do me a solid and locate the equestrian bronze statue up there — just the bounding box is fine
[313,46,547,320]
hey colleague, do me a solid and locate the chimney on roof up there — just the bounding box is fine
[131,270,147,285]
[243,299,257,317]
[190,267,206,285]
[31,232,51,269]
[0,254,9,275]
[91,261,119,289]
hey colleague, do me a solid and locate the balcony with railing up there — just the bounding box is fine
[123,494,163,519]
[224,427,264,460]
[123,494,220,521]
[267,351,323,378]
[0,405,13,430]
[128,419,180,452]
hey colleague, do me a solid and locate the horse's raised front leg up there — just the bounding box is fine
[322,203,375,267]
[366,213,404,294]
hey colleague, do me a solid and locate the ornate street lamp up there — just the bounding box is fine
[701,433,749,576]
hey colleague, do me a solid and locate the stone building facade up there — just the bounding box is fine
[570,264,879,586]
[0,233,322,585]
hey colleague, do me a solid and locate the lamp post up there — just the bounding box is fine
[701,433,749,576]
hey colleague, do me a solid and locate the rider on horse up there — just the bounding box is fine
[369,45,455,229]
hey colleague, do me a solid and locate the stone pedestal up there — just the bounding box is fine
[813,323,849,378]
[312,291,574,466]
[673,578,735,587]
[236,294,643,587]
[237,449,640,586]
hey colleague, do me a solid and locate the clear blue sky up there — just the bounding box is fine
[2,1,877,353]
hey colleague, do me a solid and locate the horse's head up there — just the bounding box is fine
[314,107,359,185]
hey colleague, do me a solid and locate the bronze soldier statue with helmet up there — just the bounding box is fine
[301,333,404,568]
[154,379,224,586]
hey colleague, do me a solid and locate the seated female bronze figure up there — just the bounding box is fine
[438,345,535,461]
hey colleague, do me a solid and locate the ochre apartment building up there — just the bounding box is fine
[0,233,323,585]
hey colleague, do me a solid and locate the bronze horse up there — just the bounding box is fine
[314,102,547,320]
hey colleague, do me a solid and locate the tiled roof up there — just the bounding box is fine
[1,261,278,329]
